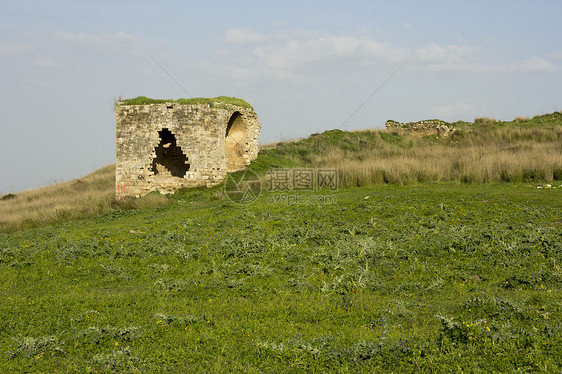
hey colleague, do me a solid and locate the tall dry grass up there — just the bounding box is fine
[300,126,562,187]
[0,164,175,232]
[0,165,116,232]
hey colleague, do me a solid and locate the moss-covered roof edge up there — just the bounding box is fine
[119,96,253,109]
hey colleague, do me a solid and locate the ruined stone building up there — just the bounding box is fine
[385,119,455,138]
[115,97,261,198]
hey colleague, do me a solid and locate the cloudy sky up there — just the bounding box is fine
[1,0,561,193]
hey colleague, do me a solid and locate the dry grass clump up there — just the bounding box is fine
[474,117,500,125]
[0,165,116,232]
[0,164,175,232]
[295,126,562,188]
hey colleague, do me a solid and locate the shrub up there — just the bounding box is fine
[474,117,499,124]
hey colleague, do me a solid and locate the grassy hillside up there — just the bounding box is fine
[256,112,562,186]
[0,165,116,233]
[0,166,176,233]
[0,113,561,371]
[0,183,560,372]
[1,112,561,233]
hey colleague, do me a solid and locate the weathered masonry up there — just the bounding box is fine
[116,97,261,198]
[385,119,455,138]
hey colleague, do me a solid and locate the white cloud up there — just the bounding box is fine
[0,39,60,69]
[53,31,146,56]
[224,28,409,74]
[27,56,62,68]
[501,57,556,73]
[0,41,32,55]
[414,43,484,72]
[225,28,271,44]
[431,101,475,119]
[416,43,481,64]
[413,43,556,74]
[547,49,562,60]
[216,28,557,88]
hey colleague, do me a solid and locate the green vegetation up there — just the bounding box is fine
[1,111,561,371]
[388,112,562,131]
[1,183,561,372]
[466,112,562,129]
[119,96,253,109]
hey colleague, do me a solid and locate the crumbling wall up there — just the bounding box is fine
[116,101,260,198]
[385,120,455,138]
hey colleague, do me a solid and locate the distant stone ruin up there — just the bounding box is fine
[385,119,455,138]
[116,97,261,198]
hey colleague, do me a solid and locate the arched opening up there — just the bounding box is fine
[152,128,190,178]
[225,112,247,172]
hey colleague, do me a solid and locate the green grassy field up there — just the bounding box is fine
[1,113,561,372]
[1,182,561,372]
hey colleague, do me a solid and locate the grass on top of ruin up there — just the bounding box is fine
[118,96,253,109]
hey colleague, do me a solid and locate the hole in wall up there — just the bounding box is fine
[225,112,246,172]
[152,128,190,178]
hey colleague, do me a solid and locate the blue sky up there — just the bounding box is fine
[1,0,561,193]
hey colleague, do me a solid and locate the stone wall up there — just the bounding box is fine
[116,101,260,198]
[385,120,455,138]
